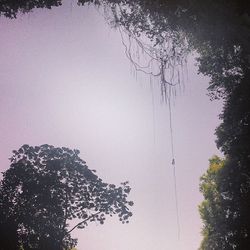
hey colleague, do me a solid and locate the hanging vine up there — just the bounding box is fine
[80,0,190,100]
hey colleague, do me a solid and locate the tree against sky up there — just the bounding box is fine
[1,0,249,99]
[0,144,133,250]
[0,0,62,18]
[213,72,250,249]
[199,156,227,249]
[199,154,250,249]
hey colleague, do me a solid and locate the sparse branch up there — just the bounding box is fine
[65,211,102,235]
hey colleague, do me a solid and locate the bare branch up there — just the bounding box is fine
[65,211,102,235]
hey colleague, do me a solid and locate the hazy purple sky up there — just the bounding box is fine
[0,2,222,250]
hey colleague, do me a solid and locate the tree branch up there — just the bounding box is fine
[65,211,102,235]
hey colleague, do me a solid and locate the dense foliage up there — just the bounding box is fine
[0,0,61,18]
[0,145,133,250]
[199,156,226,249]
[199,44,250,249]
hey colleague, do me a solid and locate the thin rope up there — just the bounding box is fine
[150,78,156,147]
[168,97,180,240]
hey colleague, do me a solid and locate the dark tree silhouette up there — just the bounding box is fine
[198,69,250,249]
[0,144,133,250]
[0,0,62,18]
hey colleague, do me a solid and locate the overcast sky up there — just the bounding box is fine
[0,3,222,250]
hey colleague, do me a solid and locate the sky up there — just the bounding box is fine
[0,2,222,250]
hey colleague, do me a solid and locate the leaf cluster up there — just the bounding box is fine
[0,0,62,18]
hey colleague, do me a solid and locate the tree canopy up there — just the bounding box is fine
[199,155,250,249]
[199,59,250,249]
[0,144,133,250]
[1,0,249,98]
[199,156,228,249]
[0,0,61,18]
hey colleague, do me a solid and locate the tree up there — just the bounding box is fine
[213,72,250,249]
[199,156,227,249]
[78,0,250,98]
[199,154,250,249]
[0,144,133,250]
[1,0,249,99]
[0,0,62,18]
[199,155,250,250]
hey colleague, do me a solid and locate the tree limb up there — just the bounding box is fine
[65,211,102,235]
